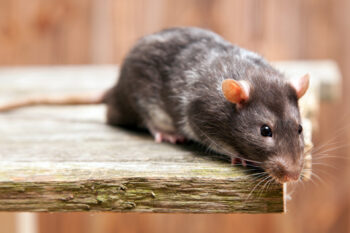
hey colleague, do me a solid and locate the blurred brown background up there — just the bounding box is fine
[0,0,349,232]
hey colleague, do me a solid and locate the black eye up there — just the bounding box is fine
[298,125,303,134]
[260,125,272,137]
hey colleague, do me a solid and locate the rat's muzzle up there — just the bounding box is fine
[264,156,304,183]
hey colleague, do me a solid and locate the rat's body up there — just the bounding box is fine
[105,27,308,183]
[0,27,309,183]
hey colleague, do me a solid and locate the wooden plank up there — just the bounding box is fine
[0,61,332,213]
[0,104,284,213]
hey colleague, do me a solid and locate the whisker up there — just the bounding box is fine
[266,178,275,191]
[245,175,271,201]
[192,124,262,164]
[310,168,337,182]
[312,154,348,160]
[287,182,299,196]
[309,172,326,186]
[308,141,342,155]
[311,162,337,169]
[307,175,317,186]
[258,176,274,197]
[313,143,350,155]
[309,138,347,154]
[307,120,350,155]
[232,171,268,180]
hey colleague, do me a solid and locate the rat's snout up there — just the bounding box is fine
[264,156,303,183]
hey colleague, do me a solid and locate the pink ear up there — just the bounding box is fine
[290,74,310,99]
[221,79,250,104]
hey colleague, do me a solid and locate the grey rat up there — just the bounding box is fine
[0,27,309,183]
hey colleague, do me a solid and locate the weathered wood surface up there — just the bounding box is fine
[0,61,337,213]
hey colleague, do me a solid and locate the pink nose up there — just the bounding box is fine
[269,160,302,183]
[278,172,300,183]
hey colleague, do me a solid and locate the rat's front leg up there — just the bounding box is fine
[146,122,187,144]
[231,157,247,167]
[154,132,187,144]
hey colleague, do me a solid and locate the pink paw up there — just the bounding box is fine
[231,157,247,167]
[154,132,186,144]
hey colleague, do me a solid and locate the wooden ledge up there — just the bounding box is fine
[0,61,339,213]
[0,105,284,213]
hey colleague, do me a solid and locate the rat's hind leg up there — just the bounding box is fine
[144,116,187,144]
[107,104,186,143]
[106,100,141,127]
[104,83,143,127]
[106,106,130,126]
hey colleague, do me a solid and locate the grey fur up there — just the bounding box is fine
[105,27,305,182]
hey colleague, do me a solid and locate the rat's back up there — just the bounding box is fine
[104,27,267,142]
[105,27,234,130]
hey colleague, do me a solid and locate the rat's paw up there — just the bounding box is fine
[231,157,247,167]
[154,132,186,144]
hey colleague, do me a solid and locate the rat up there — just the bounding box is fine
[0,27,309,183]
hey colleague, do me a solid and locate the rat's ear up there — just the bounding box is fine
[221,79,250,104]
[290,73,310,99]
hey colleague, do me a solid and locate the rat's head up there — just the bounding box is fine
[221,73,310,183]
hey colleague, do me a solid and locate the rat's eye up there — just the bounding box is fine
[298,124,303,134]
[260,125,272,137]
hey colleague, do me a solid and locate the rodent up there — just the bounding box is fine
[0,27,310,183]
